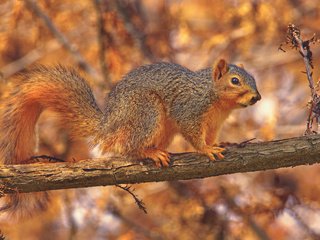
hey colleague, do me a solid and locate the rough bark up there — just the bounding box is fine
[1,135,320,194]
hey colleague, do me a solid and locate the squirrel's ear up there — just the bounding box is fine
[237,63,244,68]
[212,59,228,81]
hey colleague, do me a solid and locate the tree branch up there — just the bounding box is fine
[23,0,100,80]
[0,39,60,79]
[112,1,156,62]
[1,134,320,194]
[279,24,320,134]
[92,0,113,89]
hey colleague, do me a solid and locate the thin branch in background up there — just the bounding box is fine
[23,0,100,81]
[279,24,320,134]
[206,24,256,66]
[220,186,271,240]
[0,39,60,79]
[170,181,270,240]
[286,208,320,240]
[115,184,147,214]
[108,203,164,240]
[63,193,78,240]
[169,181,230,238]
[92,0,112,90]
[112,1,156,62]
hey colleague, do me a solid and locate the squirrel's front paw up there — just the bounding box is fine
[200,146,225,161]
[140,148,170,168]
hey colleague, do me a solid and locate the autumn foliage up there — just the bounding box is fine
[1,0,320,239]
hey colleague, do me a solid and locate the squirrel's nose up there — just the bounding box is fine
[250,92,261,104]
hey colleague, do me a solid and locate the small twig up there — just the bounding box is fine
[280,24,320,134]
[23,0,100,81]
[219,138,257,148]
[238,137,257,147]
[115,184,147,214]
[290,28,315,96]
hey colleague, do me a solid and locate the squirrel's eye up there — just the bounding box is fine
[231,77,240,85]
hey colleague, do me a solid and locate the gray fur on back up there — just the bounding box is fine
[106,62,217,123]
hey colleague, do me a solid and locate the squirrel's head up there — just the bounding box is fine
[212,59,261,108]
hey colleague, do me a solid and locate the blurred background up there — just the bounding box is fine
[1,0,320,239]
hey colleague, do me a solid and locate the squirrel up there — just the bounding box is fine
[0,59,260,217]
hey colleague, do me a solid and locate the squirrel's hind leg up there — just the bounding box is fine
[102,90,171,167]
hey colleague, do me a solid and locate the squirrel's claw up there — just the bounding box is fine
[140,148,170,168]
[153,151,170,168]
[201,146,225,161]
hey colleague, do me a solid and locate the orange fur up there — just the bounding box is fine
[101,128,130,154]
[202,100,233,146]
[14,104,41,164]
[99,94,175,167]
[156,118,179,149]
[197,64,260,160]
[132,100,170,167]
[136,117,177,167]
[194,98,235,160]
[0,66,103,218]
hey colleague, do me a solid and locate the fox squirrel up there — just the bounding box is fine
[0,59,260,217]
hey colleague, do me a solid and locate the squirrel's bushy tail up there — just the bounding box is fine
[0,65,103,218]
[0,192,49,219]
